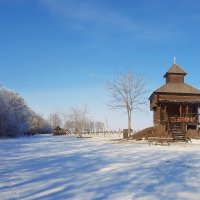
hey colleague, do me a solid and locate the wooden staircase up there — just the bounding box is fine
[169,122,187,141]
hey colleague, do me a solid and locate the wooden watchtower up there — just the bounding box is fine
[149,62,200,140]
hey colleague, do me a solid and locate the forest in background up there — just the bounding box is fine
[0,86,51,137]
[0,86,105,138]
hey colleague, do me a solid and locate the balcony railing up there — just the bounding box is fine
[162,113,200,124]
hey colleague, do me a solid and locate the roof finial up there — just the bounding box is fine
[173,57,176,64]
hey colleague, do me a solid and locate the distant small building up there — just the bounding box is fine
[53,126,66,135]
[149,62,200,140]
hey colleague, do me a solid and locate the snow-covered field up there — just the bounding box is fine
[1,134,200,200]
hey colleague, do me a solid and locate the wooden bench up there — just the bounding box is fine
[147,137,173,146]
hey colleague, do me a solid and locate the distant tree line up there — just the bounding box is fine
[48,105,104,136]
[0,86,104,138]
[0,86,51,138]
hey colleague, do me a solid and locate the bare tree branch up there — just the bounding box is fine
[106,70,147,136]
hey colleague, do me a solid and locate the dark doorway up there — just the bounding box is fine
[166,104,180,117]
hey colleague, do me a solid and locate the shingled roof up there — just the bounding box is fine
[149,62,200,100]
[164,63,187,77]
[155,82,200,94]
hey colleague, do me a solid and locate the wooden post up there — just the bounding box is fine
[180,105,182,120]
[186,105,189,117]
[186,105,189,131]
[197,105,200,131]
[164,105,167,130]
[158,105,161,124]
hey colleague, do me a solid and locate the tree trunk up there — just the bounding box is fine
[128,110,132,138]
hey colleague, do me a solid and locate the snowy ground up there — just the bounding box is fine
[1,134,200,200]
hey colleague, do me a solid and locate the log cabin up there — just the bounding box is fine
[149,62,200,140]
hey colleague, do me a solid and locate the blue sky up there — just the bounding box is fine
[1,0,200,130]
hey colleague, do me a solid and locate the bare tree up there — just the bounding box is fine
[106,70,147,137]
[48,112,62,129]
[63,105,105,136]
[63,112,73,133]
[95,121,104,133]
[29,113,52,134]
[70,105,89,136]
[89,121,95,133]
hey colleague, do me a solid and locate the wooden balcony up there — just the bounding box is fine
[162,113,200,124]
